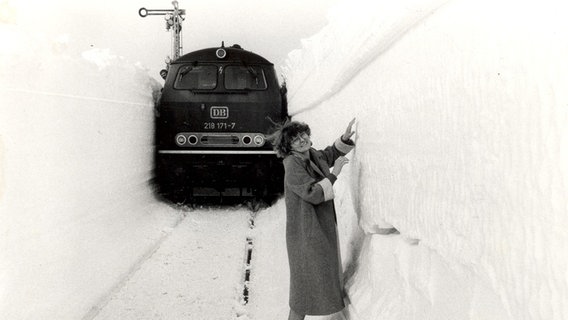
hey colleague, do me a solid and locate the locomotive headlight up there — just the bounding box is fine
[188,135,198,145]
[175,134,187,145]
[216,48,227,59]
[253,135,265,146]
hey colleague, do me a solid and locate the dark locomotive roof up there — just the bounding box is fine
[174,44,273,65]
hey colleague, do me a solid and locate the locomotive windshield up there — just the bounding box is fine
[174,65,218,90]
[224,66,267,90]
[173,64,268,91]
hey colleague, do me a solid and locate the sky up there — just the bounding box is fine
[5,0,338,80]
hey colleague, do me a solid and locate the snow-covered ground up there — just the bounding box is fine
[1,0,567,319]
[90,208,253,320]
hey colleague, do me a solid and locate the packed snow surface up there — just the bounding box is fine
[90,208,253,320]
[1,0,567,319]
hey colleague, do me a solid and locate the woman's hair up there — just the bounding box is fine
[267,120,311,158]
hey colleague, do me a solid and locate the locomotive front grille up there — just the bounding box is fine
[175,132,266,148]
[201,135,239,145]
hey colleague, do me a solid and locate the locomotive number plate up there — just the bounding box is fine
[210,106,229,119]
[204,122,236,130]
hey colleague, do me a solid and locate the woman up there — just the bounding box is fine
[270,118,356,320]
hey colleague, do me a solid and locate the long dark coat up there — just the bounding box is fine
[283,137,354,316]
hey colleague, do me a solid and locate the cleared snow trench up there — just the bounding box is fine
[88,207,253,320]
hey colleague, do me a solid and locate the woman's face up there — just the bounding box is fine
[290,132,311,153]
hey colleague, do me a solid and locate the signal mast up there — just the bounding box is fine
[139,1,186,79]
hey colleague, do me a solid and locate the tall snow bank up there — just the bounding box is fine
[284,0,568,319]
[0,26,181,319]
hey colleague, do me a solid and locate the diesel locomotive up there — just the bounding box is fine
[140,1,287,205]
[154,44,287,204]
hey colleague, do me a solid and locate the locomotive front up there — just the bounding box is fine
[154,45,288,204]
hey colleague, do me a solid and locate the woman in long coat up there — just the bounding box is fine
[270,119,356,320]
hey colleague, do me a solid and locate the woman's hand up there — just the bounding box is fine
[332,156,350,176]
[342,118,356,142]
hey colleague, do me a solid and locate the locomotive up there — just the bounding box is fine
[141,2,288,205]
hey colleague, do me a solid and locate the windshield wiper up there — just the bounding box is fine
[177,66,193,81]
[240,60,259,83]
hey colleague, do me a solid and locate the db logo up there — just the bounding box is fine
[210,106,229,119]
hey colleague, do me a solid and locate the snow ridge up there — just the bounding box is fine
[2,88,150,107]
[283,0,451,115]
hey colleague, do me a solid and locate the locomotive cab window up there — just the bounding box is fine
[224,66,267,90]
[174,65,218,90]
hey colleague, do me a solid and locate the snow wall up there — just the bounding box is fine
[0,28,182,319]
[284,0,568,319]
